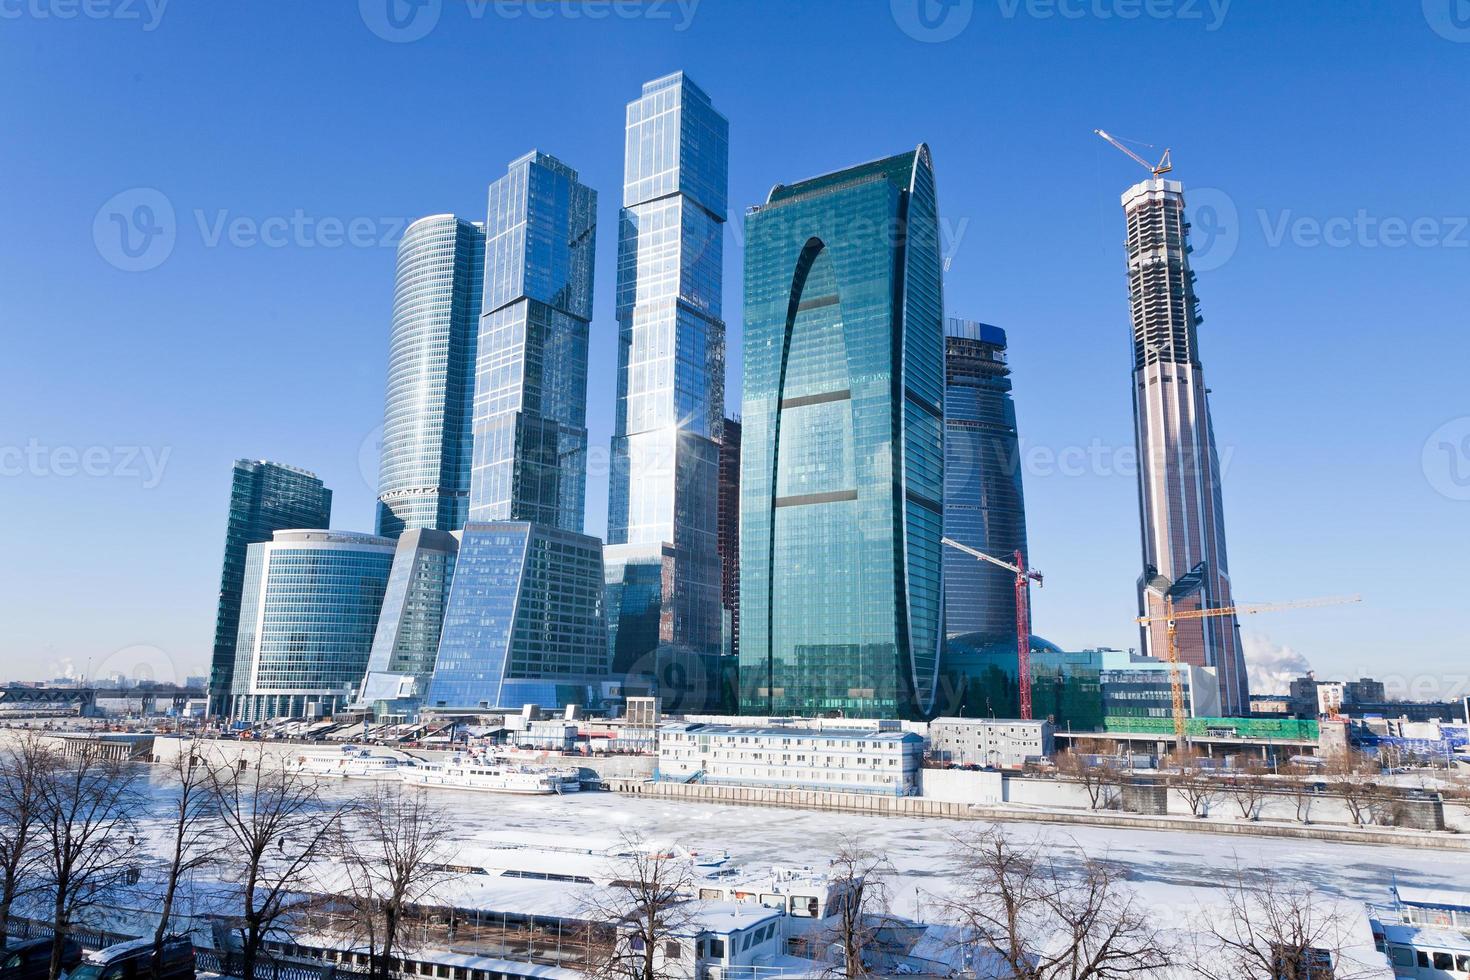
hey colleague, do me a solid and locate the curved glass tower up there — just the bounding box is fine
[375,215,485,538]
[740,145,946,720]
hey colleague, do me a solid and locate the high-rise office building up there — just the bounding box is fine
[1120,178,1248,715]
[424,151,607,712]
[604,73,729,710]
[425,521,607,711]
[206,459,333,715]
[375,214,485,538]
[470,151,596,531]
[941,319,1028,641]
[740,146,946,720]
[228,530,395,721]
[717,417,741,662]
[355,528,460,720]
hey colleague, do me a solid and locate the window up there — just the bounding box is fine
[708,938,725,958]
[1457,954,1470,971]
[665,941,681,961]
[1434,952,1453,970]
[1388,946,1413,967]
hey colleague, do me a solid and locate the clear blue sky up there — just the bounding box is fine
[3,0,1467,697]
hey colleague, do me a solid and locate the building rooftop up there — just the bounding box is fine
[765,145,927,208]
[661,722,922,743]
[1394,885,1470,912]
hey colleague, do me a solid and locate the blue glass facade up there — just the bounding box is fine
[355,528,460,719]
[207,459,332,715]
[470,152,596,532]
[605,73,728,688]
[941,319,1028,642]
[376,215,485,538]
[228,530,395,721]
[740,146,946,720]
[426,522,607,710]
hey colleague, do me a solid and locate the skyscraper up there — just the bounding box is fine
[941,318,1028,641]
[604,73,729,708]
[206,459,333,716]
[740,146,946,720]
[228,530,395,721]
[375,214,485,538]
[717,417,741,662]
[355,527,460,720]
[1121,178,1248,715]
[470,151,596,531]
[424,151,608,712]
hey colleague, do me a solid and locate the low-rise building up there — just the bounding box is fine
[928,717,1053,769]
[656,723,923,796]
[1099,650,1222,721]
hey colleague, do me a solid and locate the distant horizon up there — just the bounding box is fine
[4,2,1467,699]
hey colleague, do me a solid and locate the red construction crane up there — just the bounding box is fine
[942,538,1043,720]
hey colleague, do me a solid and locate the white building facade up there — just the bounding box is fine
[657,723,923,796]
[927,717,1054,769]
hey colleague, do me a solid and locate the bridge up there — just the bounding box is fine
[0,685,205,715]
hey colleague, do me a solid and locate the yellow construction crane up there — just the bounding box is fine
[1094,129,1173,177]
[1135,594,1362,753]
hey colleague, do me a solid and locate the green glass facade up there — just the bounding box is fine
[740,146,945,720]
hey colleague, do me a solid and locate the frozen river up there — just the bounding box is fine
[137,772,1470,924]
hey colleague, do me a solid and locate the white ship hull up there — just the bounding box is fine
[400,757,583,796]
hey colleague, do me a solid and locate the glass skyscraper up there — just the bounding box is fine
[422,151,607,712]
[355,528,459,720]
[207,459,332,716]
[228,530,395,721]
[740,146,946,720]
[425,522,607,711]
[470,151,596,531]
[375,214,485,538]
[604,73,728,709]
[941,318,1029,641]
[1120,178,1247,715]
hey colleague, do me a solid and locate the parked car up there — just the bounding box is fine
[0,937,83,980]
[65,937,194,980]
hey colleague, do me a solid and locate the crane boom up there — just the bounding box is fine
[942,538,1042,720]
[1094,129,1172,177]
[1133,594,1362,753]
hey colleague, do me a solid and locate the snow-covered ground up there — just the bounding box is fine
[135,773,1468,927]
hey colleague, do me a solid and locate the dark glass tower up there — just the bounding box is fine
[941,318,1028,641]
[740,146,946,720]
[207,459,332,715]
[375,215,485,538]
[718,418,742,663]
[1121,178,1247,715]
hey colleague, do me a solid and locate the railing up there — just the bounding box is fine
[195,948,376,980]
[5,917,137,952]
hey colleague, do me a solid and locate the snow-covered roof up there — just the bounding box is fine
[1394,885,1470,911]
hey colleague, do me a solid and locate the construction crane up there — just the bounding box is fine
[1094,129,1172,177]
[941,538,1043,721]
[1136,594,1362,754]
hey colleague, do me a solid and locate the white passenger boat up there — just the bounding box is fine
[291,745,410,781]
[399,752,582,795]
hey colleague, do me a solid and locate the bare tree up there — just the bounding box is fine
[1221,763,1270,821]
[1170,752,1223,818]
[809,836,897,978]
[1056,751,1120,811]
[151,749,218,977]
[1189,866,1381,979]
[334,785,455,980]
[36,741,143,980]
[1280,765,1318,824]
[1325,751,1380,826]
[0,733,57,947]
[942,829,1169,979]
[209,756,351,980]
[580,829,699,980]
